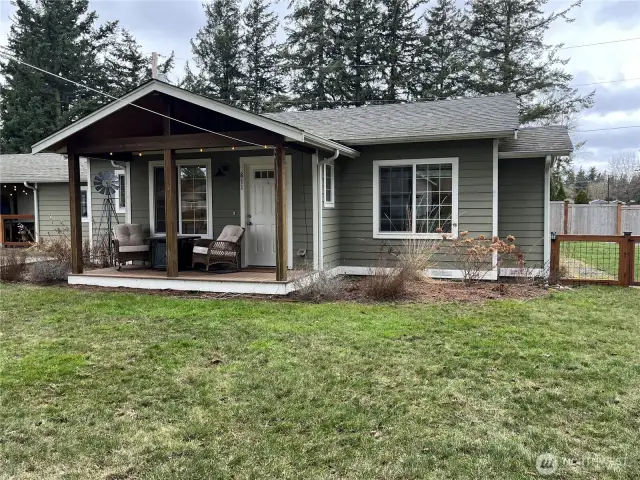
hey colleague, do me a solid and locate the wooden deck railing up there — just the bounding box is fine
[550,232,639,286]
[0,214,35,247]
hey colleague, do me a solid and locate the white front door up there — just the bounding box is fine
[246,166,276,266]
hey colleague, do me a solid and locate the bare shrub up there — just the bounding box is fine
[30,260,69,283]
[0,249,28,282]
[444,231,519,285]
[295,269,346,302]
[394,237,442,280]
[362,263,412,300]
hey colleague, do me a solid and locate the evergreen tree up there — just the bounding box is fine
[552,183,566,202]
[377,0,422,102]
[143,52,175,82]
[466,0,593,124]
[104,28,147,96]
[0,0,117,153]
[191,0,244,103]
[241,0,283,113]
[180,62,207,94]
[330,0,380,106]
[574,189,589,204]
[284,0,338,110]
[417,0,470,99]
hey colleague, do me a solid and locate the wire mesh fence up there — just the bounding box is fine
[551,233,638,286]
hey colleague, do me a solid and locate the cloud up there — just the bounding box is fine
[594,0,640,30]
[590,84,640,115]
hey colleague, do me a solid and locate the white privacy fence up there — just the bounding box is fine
[550,201,640,235]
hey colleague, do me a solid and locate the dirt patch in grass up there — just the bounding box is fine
[63,277,549,304]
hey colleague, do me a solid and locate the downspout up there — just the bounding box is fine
[544,155,552,269]
[23,181,39,242]
[319,149,340,166]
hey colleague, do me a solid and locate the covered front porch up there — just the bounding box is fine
[31,80,357,292]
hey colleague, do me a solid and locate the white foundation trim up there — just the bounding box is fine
[500,267,545,277]
[68,274,297,295]
[333,265,498,281]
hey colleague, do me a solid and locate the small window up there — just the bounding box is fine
[80,187,89,221]
[115,169,126,214]
[324,162,335,208]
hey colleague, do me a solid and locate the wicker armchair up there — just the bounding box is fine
[112,224,149,270]
[192,225,245,272]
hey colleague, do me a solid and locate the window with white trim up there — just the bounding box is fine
[149,160,212,238]
[80,186,89,222]
[323,162,335,208]
[373,158,458,238]
[115,169,126,213]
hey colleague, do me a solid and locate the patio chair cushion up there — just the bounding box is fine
[218,225,244,244]
[192,246,210,255]
[114,224,145,247]
[119,245,149,253]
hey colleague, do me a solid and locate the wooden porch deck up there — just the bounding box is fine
[68,265,302,295]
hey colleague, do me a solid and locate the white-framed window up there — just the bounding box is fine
[115,168,127,214]
[372,158,459,239]
[148,159,213,238]
[323,161,335,208]
[80,186,90,222]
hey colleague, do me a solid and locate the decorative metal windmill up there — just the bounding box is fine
[93,171,120,259]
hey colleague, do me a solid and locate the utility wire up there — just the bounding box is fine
[575,125,640,133]
[161,36,640,67]
[0,48,272,149]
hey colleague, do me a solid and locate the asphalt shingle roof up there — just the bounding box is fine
[0,153,88,183]
[263,93,519,143]
[499,126,573,155]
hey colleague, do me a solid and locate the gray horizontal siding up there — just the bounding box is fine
[338,140,495,268]
[498,157,545,265]
[37,183,89,241]
[322,160,340,269]
[108,150,313,266]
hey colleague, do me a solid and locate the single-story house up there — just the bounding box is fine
[30,80,572,294]
[0,153,89,246]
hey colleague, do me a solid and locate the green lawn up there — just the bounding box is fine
[1,285,640,479]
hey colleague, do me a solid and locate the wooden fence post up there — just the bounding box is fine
[620,232,633,286]
[549,233,560,284]
[563,200,570,234]
[616,202,623,235]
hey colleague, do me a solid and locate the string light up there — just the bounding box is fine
[109,152,113,156]
[138,152,142,156]
[199,148,203,152]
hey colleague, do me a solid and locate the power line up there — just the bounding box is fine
[161,36,640,67]
[560,37,640,50]
[0,48,271,149]
[575,125,640,133]
[573,77,640,88]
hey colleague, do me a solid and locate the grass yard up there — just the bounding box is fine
[1,285,640,479]
[562,241,640,280]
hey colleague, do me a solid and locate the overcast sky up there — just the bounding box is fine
[1,0,639,170]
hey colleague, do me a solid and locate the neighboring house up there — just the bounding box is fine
[29,80,572,293]
[0,153,89,246]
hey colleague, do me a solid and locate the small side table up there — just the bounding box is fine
[146,235,201,270]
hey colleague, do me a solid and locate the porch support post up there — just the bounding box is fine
[67,150,84,274]
[275,144,287,281]
[164,148,179,277]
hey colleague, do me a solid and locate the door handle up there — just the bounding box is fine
[247,221,253,226]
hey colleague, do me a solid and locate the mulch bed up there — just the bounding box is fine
[57,276,550,304]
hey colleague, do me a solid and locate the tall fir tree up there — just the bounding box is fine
[417,0,470,99]
[104,28,147,96]
[376,0,422,102]
[466,0,593,124]
[241,0,283,113]
[284,0,338,110]
[330,0,380,106]
[191,0,244,103]
[0,0,117,153]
